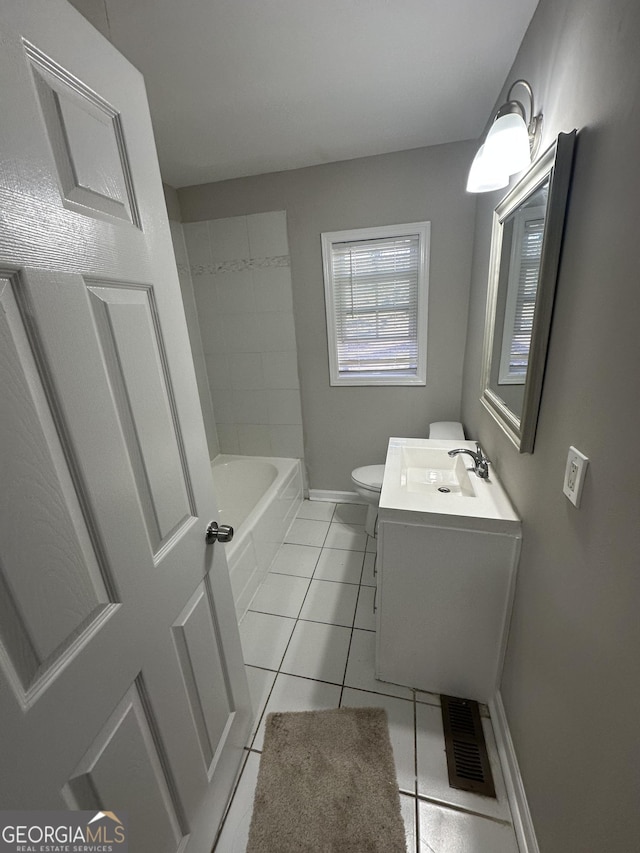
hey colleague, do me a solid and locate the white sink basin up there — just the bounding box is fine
[380,438,520,531]
[400,446,475,497]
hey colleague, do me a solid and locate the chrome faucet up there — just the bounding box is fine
[448,442,491,479]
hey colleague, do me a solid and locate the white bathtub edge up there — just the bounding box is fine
[215,455,303,621]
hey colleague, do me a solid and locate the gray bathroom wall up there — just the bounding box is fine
[461,0,640,850]
[179,141,477,490]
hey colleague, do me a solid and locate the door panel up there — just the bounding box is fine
[27,39,141,226]
[0,3,252,848]
[172,582,234,773]
[63,682,188,853]
[0,272,119,703]
[87,282,194,551]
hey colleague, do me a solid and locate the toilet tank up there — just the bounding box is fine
[428,421,465,440]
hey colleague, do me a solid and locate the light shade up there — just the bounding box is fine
[466,145,509,193]
[466,80,543,194]
[482,111,531,176]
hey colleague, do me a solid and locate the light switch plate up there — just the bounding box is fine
[563,446,589,507]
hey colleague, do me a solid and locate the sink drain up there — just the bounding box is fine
[438,487,451,493]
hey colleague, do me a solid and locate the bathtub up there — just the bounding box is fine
[211,454,303,619]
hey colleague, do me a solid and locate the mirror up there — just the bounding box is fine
[481,130,576,452]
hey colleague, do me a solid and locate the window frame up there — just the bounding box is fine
[321,221,430,387]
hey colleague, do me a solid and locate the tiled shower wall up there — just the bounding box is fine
[169,220,220,458]
[183,211,304,460]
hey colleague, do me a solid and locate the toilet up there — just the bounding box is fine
[351,421,465,536]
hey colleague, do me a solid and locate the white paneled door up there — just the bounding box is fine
[0,3,252,851]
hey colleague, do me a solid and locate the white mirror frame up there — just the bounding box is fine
[481,130,577,453]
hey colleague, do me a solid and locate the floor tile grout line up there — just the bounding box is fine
[269,671,347,690]
[246,541,391,733]
[288,537,340,622]
[246,609,371,631]
[338,680,417,703]
[245,663,276,674]
[285,541,368,554]
[299,575,363,587]
[287,510,369,551]
[249,525,356,748]
[414,794,516,827]
[301,615,369,631]
[338,549,369,706]
[269,532,366,675]
[396,791,419,853]
[338,623,356,707]
[269,569,361,585]
[274,567,315,664]
[338,631,352,708]
[268,541,322,580]
[243,610,296,625]
[250,667,418,703]
[245,666,279,752]
[245,514,410,720]
[266,577,366,614]
[245,568,312,751]
[295,506,336,523]
[211,743,252,852]
[415,698,442,709]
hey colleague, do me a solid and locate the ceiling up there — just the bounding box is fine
[78,0,539,188]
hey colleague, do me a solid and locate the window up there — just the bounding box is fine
[498,205,546,384]
[321,222,430,386]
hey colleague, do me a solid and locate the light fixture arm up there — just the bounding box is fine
[499,79,543,158]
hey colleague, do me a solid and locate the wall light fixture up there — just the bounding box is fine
[467,79,543,193]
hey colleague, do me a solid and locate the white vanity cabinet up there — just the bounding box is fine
[375,509,522,703]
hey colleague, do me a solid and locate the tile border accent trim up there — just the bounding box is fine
[489,691,540,853]
[191,255,290,276]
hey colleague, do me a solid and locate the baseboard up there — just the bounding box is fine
[489,692,540,853]
[308,489,364,504]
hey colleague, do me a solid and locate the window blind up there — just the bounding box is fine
[506,218,544,377]
[330,235,420,377]
[499,215,544,384]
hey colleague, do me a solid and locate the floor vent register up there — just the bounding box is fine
[441,695,496,798]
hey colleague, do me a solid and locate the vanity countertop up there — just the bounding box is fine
[379,437,521,534]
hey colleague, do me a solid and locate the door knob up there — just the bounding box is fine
[205,521,234,544]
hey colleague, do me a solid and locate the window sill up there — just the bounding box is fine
[329,374,426,387]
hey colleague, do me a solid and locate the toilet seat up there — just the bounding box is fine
[351,464,385,493]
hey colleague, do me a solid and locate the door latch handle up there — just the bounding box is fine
[205,521,234,544]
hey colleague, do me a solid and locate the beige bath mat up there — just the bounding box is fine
[246,706,407,852]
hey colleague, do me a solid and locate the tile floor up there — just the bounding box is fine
[214,501,520,852]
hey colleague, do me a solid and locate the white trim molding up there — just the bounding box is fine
[489,692,540,853]
[308,489,364,504]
